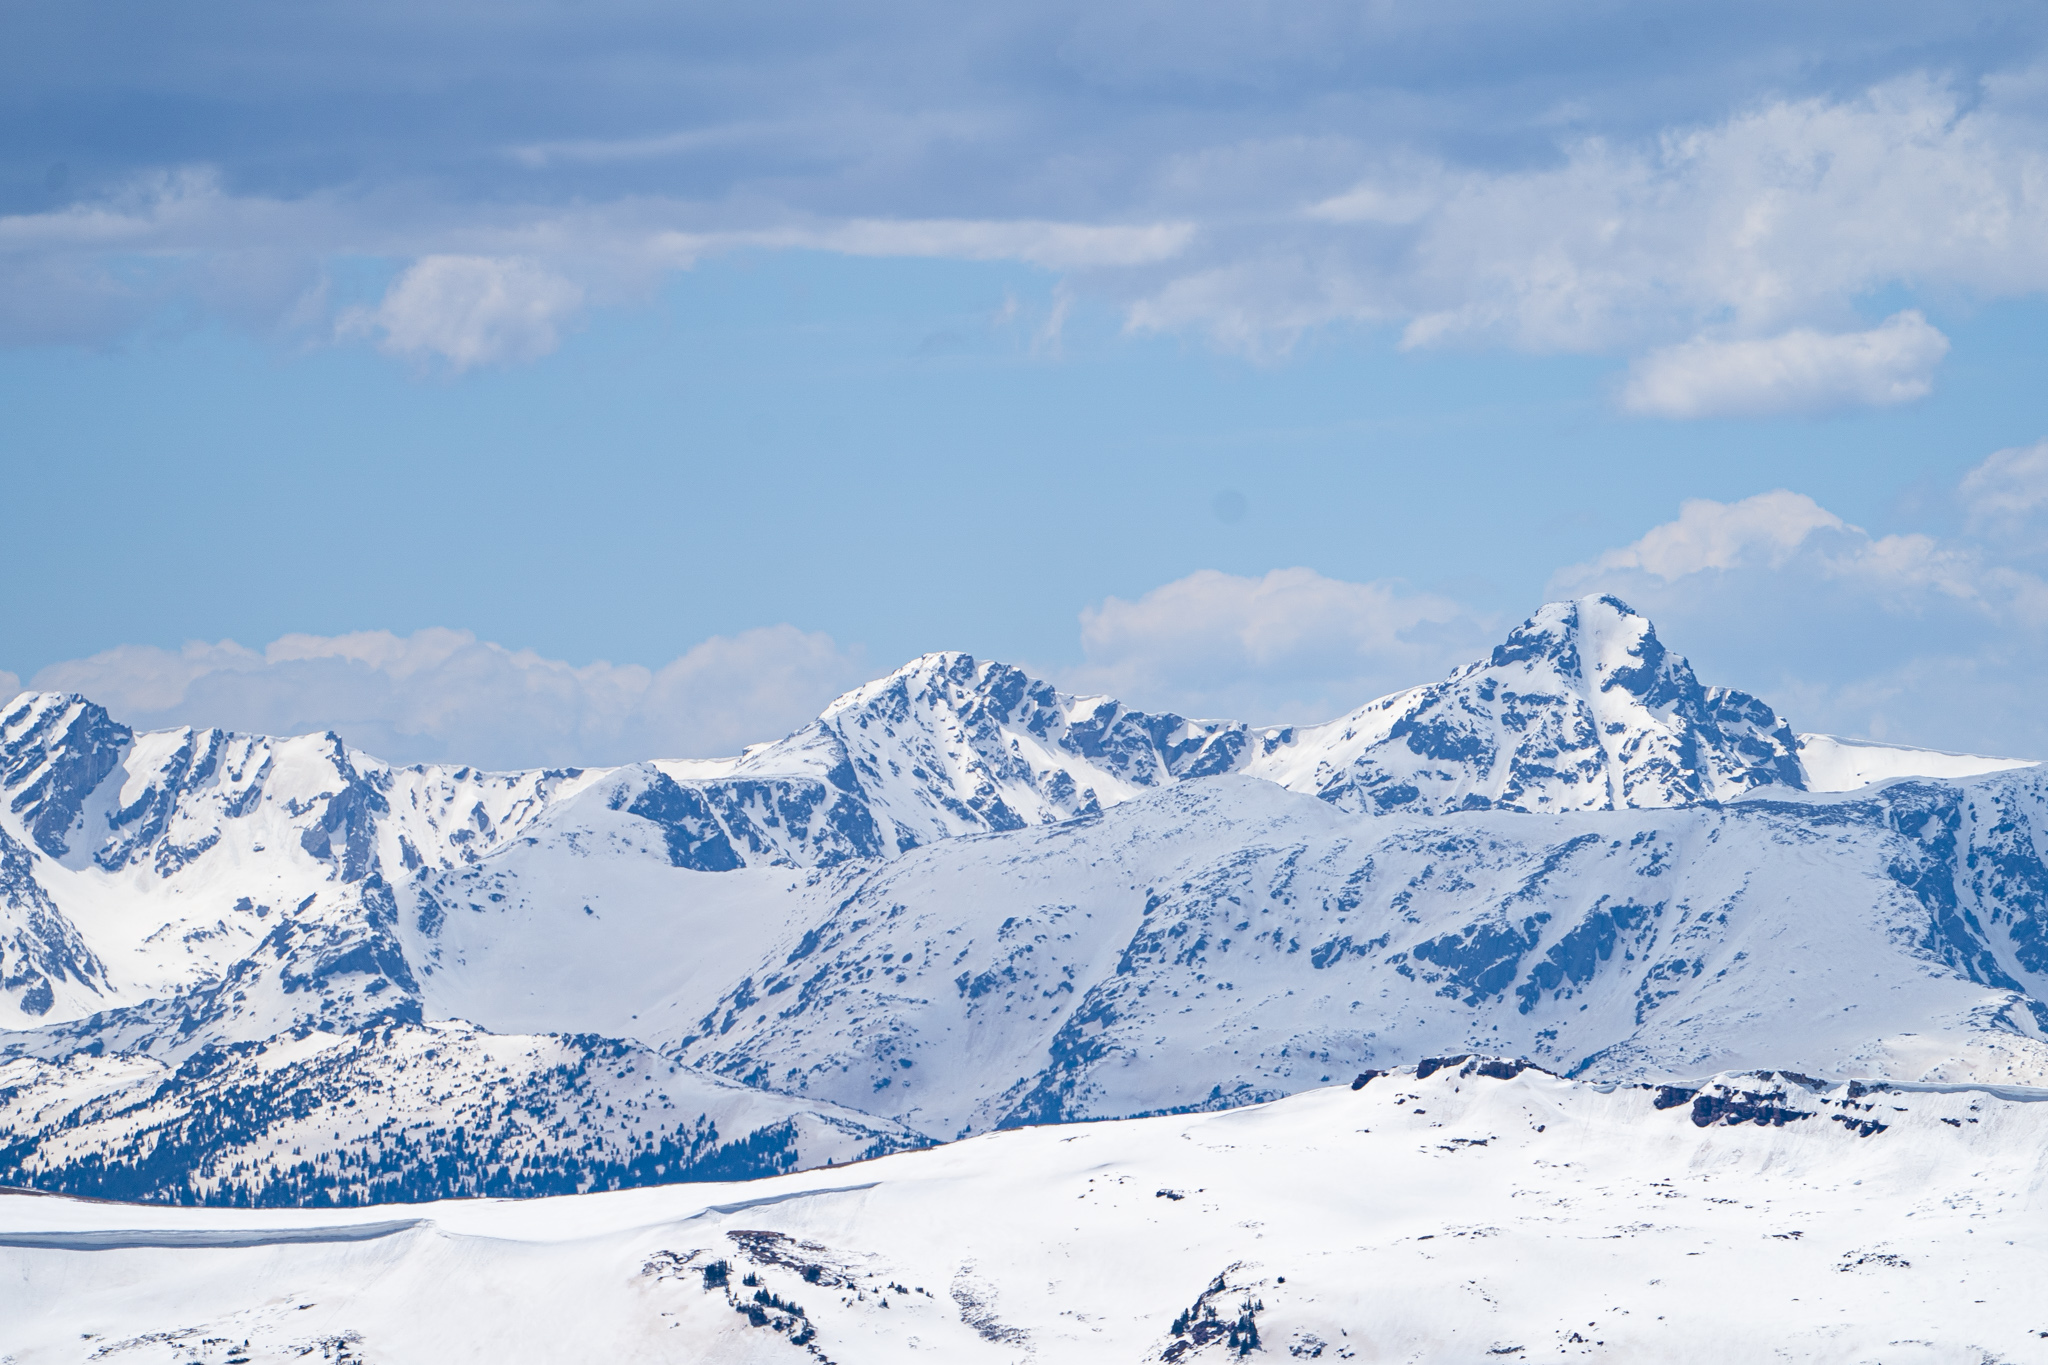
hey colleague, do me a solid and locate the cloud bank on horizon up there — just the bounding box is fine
[5,627,872,772]
[10,443,2048,769]
[7,2,2048,416]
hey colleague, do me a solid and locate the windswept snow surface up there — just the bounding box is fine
[5,594,2048,1206]
[3,1063,2046,1364]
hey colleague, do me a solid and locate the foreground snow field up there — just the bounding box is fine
[4,1061,2045,1365]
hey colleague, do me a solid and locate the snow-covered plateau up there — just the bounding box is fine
[3,594,2046,1212]
[2,1061,2044,1364]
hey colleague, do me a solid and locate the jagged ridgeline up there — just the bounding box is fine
[2,594,2044,1205]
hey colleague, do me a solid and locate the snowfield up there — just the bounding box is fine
[3,1061,2045,1364]
[1795,733,2033,793]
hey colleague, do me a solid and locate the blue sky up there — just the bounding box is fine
[7,2,2048,766]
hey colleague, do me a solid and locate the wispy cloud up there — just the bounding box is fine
[1960,440,2048,533]
[782,218,1194,270]
[0,169,1194,368]
[1618,312,1950,418]
[507,124,783,169]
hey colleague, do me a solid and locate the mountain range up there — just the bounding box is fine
[3,594,2043,1205]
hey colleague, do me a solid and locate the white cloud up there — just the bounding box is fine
[0,167,1193,363]
[641,217,1195,274]
[1618,312,1950,418]
[23,626,870,771]
[1125,256,1392,358]
[15,71,2046,405]
[507,123,778,169]
[1554,490,1997,608]
[339,256,586,370]
[1308,181,1442,227]
[1399,79,2048,352]
[1066,566,1492,723]
[1122,76,2047,405]
[1572,490,1847,581]
[0,169,330,345]
[785,219,1195,271]
[1034,284,1074,356]
[1960,440,2048,531]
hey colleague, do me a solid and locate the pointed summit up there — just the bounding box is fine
[719,650,1246,856]
[1248,594,1805,814]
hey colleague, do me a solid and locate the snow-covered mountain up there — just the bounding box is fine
[5,1061,2045,1364]
[619,768,2048,1133]
[0,594,1823,1031]
[1243,595,1807,812]
[633,595,1822,843]
[3,595,2044,1205]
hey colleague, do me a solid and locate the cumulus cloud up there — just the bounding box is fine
[1063,539,2048,748]
[1618,312,1950,418]
[1555,489,2000,608]
[1374,80,2047,354]
[19,626,871,771]
[1065,566,1493,723]
[339,256,586,369]
[1573,490,1847,581]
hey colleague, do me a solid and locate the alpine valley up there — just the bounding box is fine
[3,594,2046,1220]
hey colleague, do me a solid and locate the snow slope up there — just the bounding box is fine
[3,1061,2045,1364]
[13,755,2048,1204]
[1798,732,2037,792]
